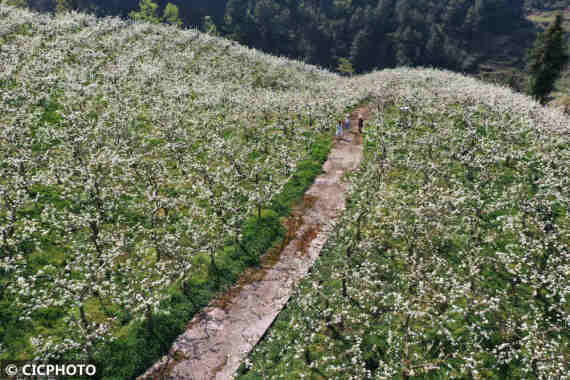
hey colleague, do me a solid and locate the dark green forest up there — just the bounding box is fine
[17,0,566,74]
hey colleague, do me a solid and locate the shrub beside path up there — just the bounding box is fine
[138,107,368,380]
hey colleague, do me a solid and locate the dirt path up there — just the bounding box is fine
[138,106,369,380]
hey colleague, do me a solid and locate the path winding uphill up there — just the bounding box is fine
[139,107,368,380]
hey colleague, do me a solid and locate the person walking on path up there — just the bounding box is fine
[345,114,350,131]
[336,119,343,138]
[358,114,364,134]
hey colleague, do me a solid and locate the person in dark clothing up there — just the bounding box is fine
[358,114,364,133]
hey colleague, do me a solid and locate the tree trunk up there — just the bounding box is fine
[209,248,217,274]
[79,304,94,360]
[146,304,153,336]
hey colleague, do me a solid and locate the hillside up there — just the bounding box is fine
[1,4,569,379]
[241,70,570,379]
[14,1,570,105]
[18,0,541,75]
[0,4,365,376]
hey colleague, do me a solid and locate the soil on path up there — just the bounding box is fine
[138,106,369,380]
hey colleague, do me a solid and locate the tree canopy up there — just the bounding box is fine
[527,14,569,103]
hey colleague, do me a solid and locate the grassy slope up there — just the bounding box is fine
[0,5,365,378]
[240,69,569,379]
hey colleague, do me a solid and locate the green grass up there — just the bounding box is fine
[90,133,333,379]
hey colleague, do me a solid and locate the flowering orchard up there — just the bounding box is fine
[240,71,569,378]
[0,5,363,365]
[1,4,569,378]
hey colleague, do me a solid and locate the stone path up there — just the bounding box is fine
[138,107,368,380]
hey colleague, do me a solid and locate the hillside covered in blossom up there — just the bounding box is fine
[1,5,569,379]
[241,70,569,379]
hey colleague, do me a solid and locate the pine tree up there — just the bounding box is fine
[56,0,77,13]
[202,15,219,36]
[163,3,181,26]
[350,28,373,72]
[527,14,568,104]
[129,0,160,24]
[337,57,354,76]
